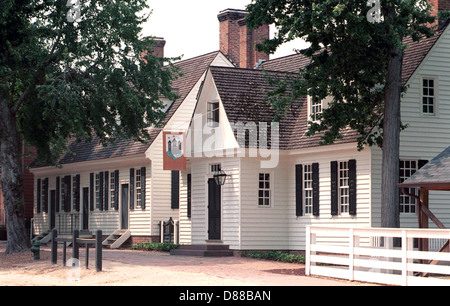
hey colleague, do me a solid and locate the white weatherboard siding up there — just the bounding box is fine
[189,157,240,248]
[287,143,372,250]
[32,161,150,236]
[146,52,234,239]
[371,25,450,230]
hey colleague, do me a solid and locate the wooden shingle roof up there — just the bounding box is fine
[209,66,359,150]
[36,51,222,167]
[398,146,450,190]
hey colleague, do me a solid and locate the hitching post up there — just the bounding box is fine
[96,230,102,272]
[51,228,57,264]
[72,229,79,261]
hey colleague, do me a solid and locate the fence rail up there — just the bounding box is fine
[306,226,450,286]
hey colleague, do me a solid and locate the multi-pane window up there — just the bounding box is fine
[136,169,142,208]
[95,173,100,209]
[399,160,418,214]
[303,165,313,215]
[258,173,271,207]
[72,176,77,211]
[422,78,435,114]
[110,172,116,209]
[61,179,66,212]
[339,161,350,214]
[207,102,219,127]
[310,98,323,122]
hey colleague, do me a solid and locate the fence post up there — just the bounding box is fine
[349,228,355,281]
[96,230,102,272]
[51,228,58,264]
[306,226,311,276]
[402,230,408,286]
[72,229,79,261]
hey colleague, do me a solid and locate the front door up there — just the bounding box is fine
[50,190,56,230]
[121,184,129,230]
[208,178,221,240]
[82,187,89,230]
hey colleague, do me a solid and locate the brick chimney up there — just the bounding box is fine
[141,37,166,62]
[218,9,269,68]
[429,0,450,28]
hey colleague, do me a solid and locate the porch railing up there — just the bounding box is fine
[306,226,450,286]
[57,213,80,235]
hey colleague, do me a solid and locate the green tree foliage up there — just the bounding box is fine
[0,0,179,253]
[246,0,449,227]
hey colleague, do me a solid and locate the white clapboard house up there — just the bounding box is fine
[30,49,234,245]
[174,18,450,253]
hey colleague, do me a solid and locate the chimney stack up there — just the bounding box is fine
[141,37,166,62]
[429,0,450,28]
[218,9,269,68]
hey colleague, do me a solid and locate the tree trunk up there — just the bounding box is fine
[381,45,403,228]
[0,98,31,254]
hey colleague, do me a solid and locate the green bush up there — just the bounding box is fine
[130,242,180,252]
[241,251,305,264]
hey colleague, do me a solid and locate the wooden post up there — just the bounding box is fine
[85,244,89,269]
[419,188,429,253]
[72,229,79,260]
[51,228,57,264]
[95,230,102,272]
[62,242,66,265]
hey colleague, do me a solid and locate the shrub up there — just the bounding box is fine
[241,251,305,264]
[130,242,180,252]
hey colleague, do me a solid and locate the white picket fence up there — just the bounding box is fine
[306,226,450,286]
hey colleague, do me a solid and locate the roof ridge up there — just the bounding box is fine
[174,50,220,65]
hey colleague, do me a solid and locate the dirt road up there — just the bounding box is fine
[0,241,367,286]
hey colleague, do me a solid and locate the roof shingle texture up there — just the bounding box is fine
[39,51,221,167]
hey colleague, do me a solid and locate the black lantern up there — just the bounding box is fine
[213,170,227,186]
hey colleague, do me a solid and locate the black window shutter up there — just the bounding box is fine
[295,164,303,217]
[129,168,135,210]
[75,174,80,212]
[171,170,180,209]
[99,172,104,211]
[104,171,109,211]
[65,175,71,212]
[312,163,320,216]
[141,167,146,209]
[90,173,94,211]
[55,176,60,213]
[187,173,192,218]
[114,170,119,210]
[330,161,339,216]
[36,179,41,214]
[43,178,49,213]
[348,159,357,216]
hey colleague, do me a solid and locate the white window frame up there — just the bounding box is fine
[399,160,418,214]
[110,171,116,210]
[207,101,220,127]
[421,77,437,116]
[307,95,332,123]
[60,178,66,212]
[95,173,100,210]
[338,161,350,214]
[303,164,313,215]
[135,168,142,208]
[258,173,272,208]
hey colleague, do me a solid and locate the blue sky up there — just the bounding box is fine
[142,0,307,61]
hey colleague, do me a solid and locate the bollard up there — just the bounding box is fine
[31,239,40,260]
[72,229,79,262]
[95,230,102,272]
[51,228,57,264]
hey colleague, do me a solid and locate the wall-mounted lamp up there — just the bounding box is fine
[213,170,228,186]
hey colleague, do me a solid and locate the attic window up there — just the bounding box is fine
[207,101,220,127]
[422,78,435,115]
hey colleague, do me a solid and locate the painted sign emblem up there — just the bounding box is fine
[163,131,186,170]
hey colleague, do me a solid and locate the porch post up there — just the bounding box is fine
[419,187,429,253]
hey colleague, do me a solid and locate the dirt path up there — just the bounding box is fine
[0,242,367,286]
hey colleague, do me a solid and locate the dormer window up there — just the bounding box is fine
[308,96,332,122]
[207,101,220,127]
